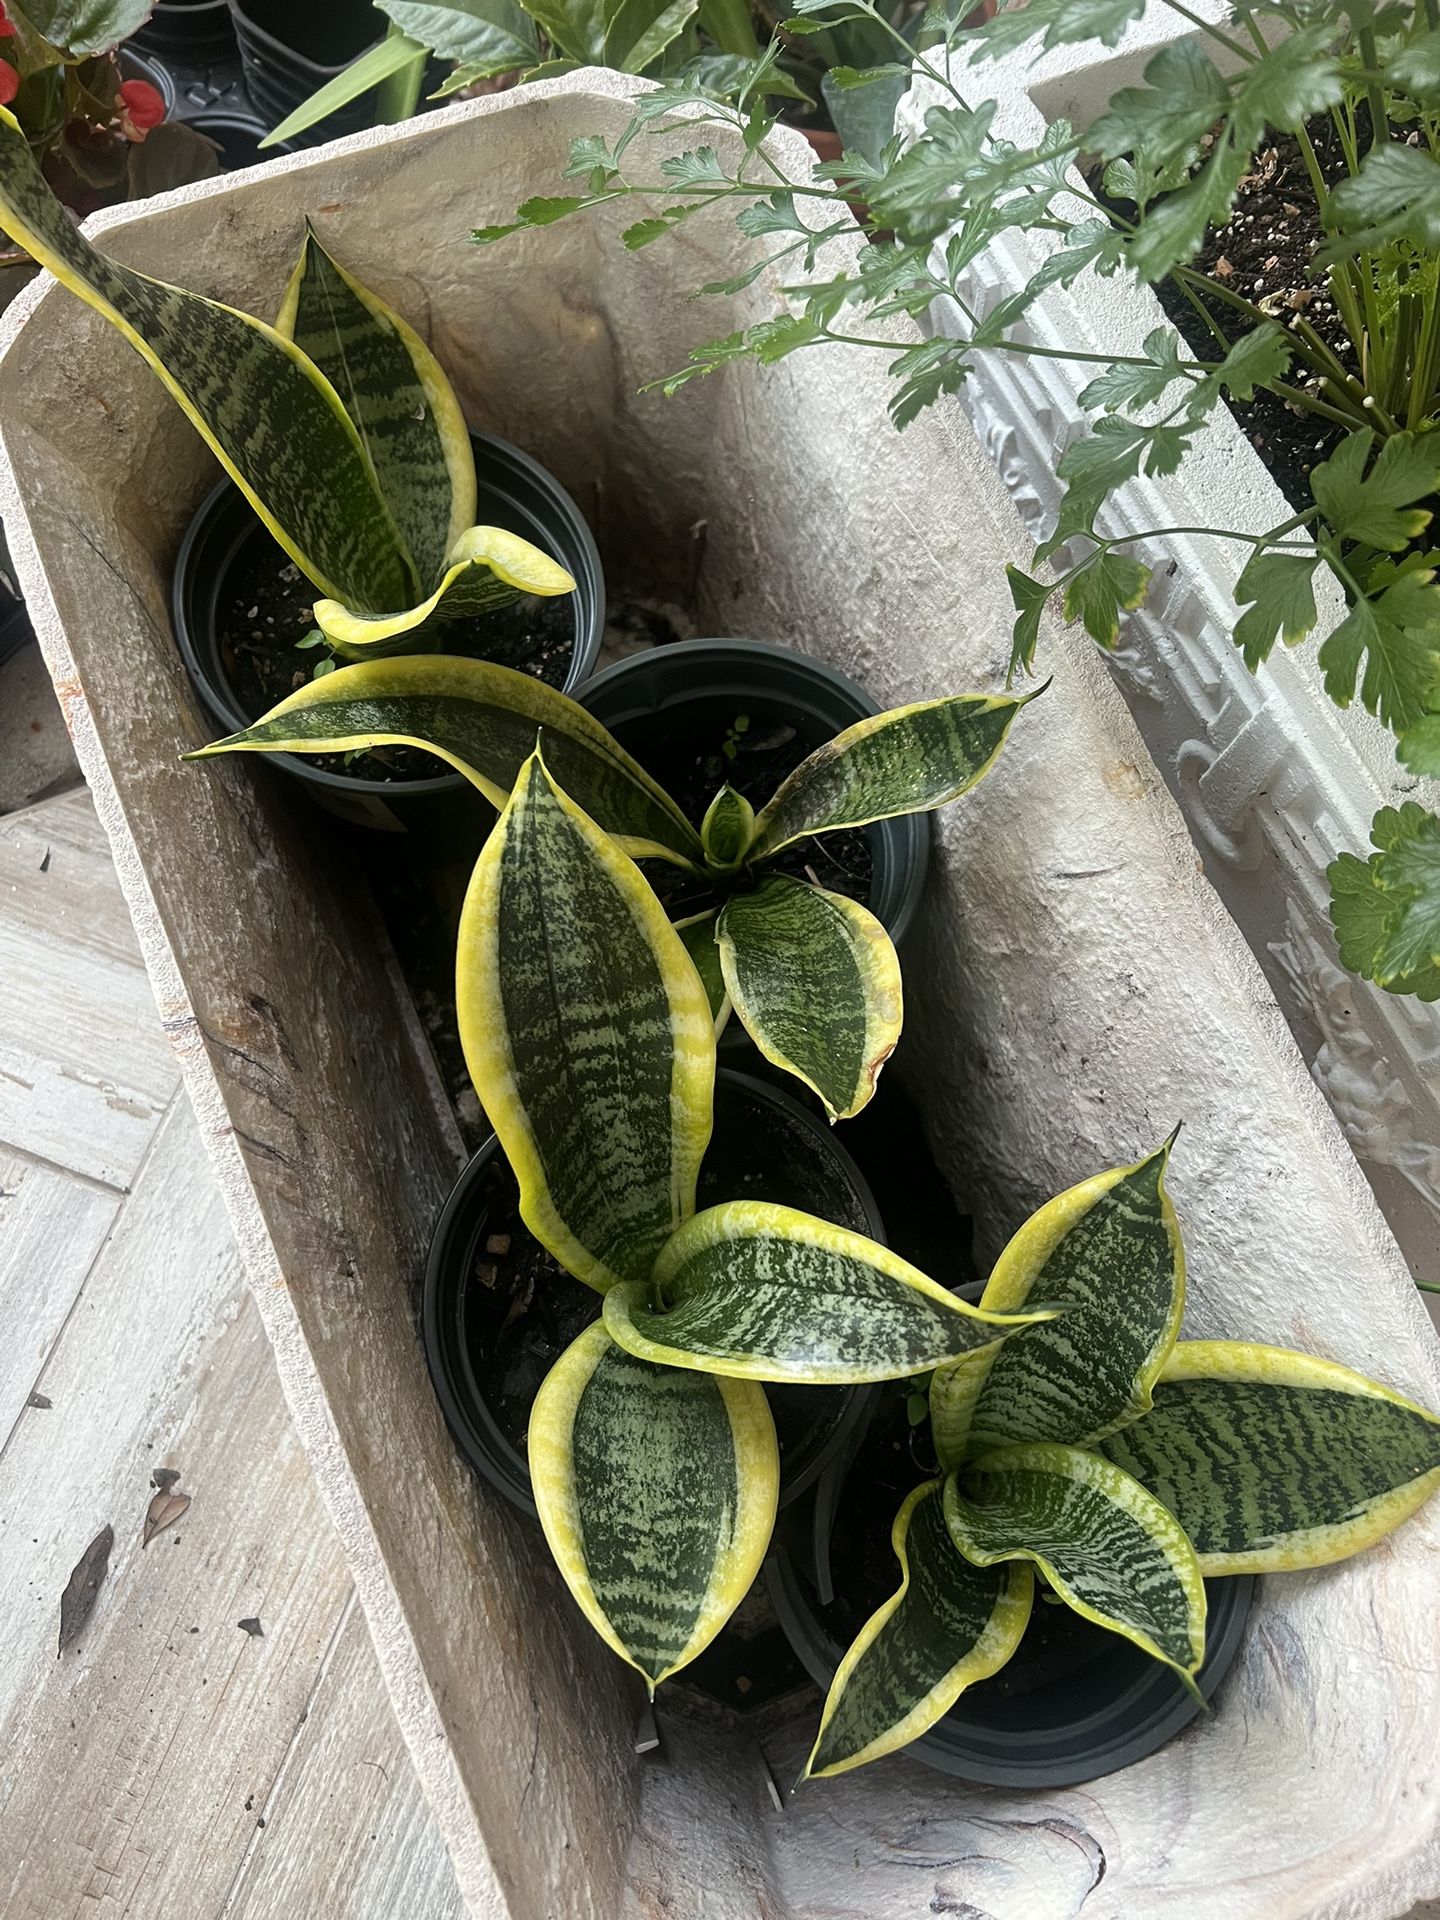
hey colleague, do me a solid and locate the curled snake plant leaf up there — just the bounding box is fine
[313,526,577,660]
[0,106,415,614]
[700,784,755,872]
[1100,1341,1440,1573]
[716,874,902,1122]
[457,749,715,1290]
[604,1201,1050,1383]
[945,1444,1207,1682]
[188,655,704,866]
[747,691,1039,863]
[530,1324,778,1689]
[674,910,730,1033]
[949,1140,1185,1463]
[803,1480,1033,1780]
[275,220,476,593]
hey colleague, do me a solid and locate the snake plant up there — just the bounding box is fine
[0,106,574,660]
[191,652,1035,1120]
[450,742,1047,1684]
[805,1144,1440,1779]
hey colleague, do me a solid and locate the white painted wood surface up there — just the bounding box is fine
[0,785,463,1918]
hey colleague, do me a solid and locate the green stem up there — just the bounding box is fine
[823,327,1217,372]
[1152,0,1258,62]
[1099,508,1318,550]
[374,24,426,125]
[1357,26,1387,156]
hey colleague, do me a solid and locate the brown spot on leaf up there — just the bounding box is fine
[58,1524,113,1655]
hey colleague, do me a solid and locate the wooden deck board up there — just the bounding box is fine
[0,781,463,1918]
[0,794,177,1190]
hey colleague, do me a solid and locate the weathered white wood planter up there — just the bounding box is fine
[1,72,1437,1920]
[899,9,1440,1290]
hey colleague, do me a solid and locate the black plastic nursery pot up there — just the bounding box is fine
[768,1416,1255,1788]
[172,429,605,835]
[579,639,932,947]
[229,0,385,144]
[423,1070,886,1524]
[118,47,179,122]
[180,109,294,173]
[131,0,238,62]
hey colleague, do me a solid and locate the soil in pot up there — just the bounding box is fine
[616,701,874,918]
[216,534,575,785]
[460,1075,877,1485]
[1095,112,1368,511]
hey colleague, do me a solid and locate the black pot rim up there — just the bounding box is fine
[172,426,605,801]
[117,46,178,119]
[229,0,383,79]
[579,639,932,947]
[767,1542,1255,1788]
[423,1068,885,1522]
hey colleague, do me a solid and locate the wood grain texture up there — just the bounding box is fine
[0,79,1435,1918]
[0,1146,115,1444]
[223,1593,467,1920]
[0,786,466,1918]
[0,1089,466,1919]
[0,792,177,1187]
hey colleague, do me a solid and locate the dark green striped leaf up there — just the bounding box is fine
[674,911,729,1031]
[946,1444,1207,1678]
[276,224,476,592]
[700,784,755,870]
[456,750,715,1291]
[530,1324,778,1686]
[0,106,413,615]
[959,1142,1185,1458]
[188,655,703,866]
[314,526,576,659]
[1101,1341,1440,1573]
[804,1480,1032,1778]
[716,875,902,1122]
[605,1201,1047,1383]
[748,692,1036,861]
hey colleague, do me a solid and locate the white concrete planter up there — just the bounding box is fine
[1,71,1438,1919]
[900,8,1440,1288]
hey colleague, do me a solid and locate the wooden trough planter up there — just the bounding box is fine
[1,72,1437,1920]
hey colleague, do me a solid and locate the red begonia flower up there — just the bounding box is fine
[0,60,17,106]
[119,78,166,134]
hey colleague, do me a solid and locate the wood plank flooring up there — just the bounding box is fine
[0,781,464,1919]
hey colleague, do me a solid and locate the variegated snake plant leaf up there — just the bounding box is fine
[809,1140,1440,1778]
[452,750,1039,1683]
[0,119,575,658]
[198,664,1040,1119]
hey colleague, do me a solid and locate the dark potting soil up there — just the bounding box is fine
[632,712,874,920]
[1096,115,1368,511]
[465,1085,873,1466]
[817,1392,1125,1702]
[217,539,575,783]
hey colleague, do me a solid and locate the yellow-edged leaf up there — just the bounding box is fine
[803,1479,1033,1778]
[457,748,714,1291]
[530,1323,778,1688]
[1101,1340,1440,1573]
